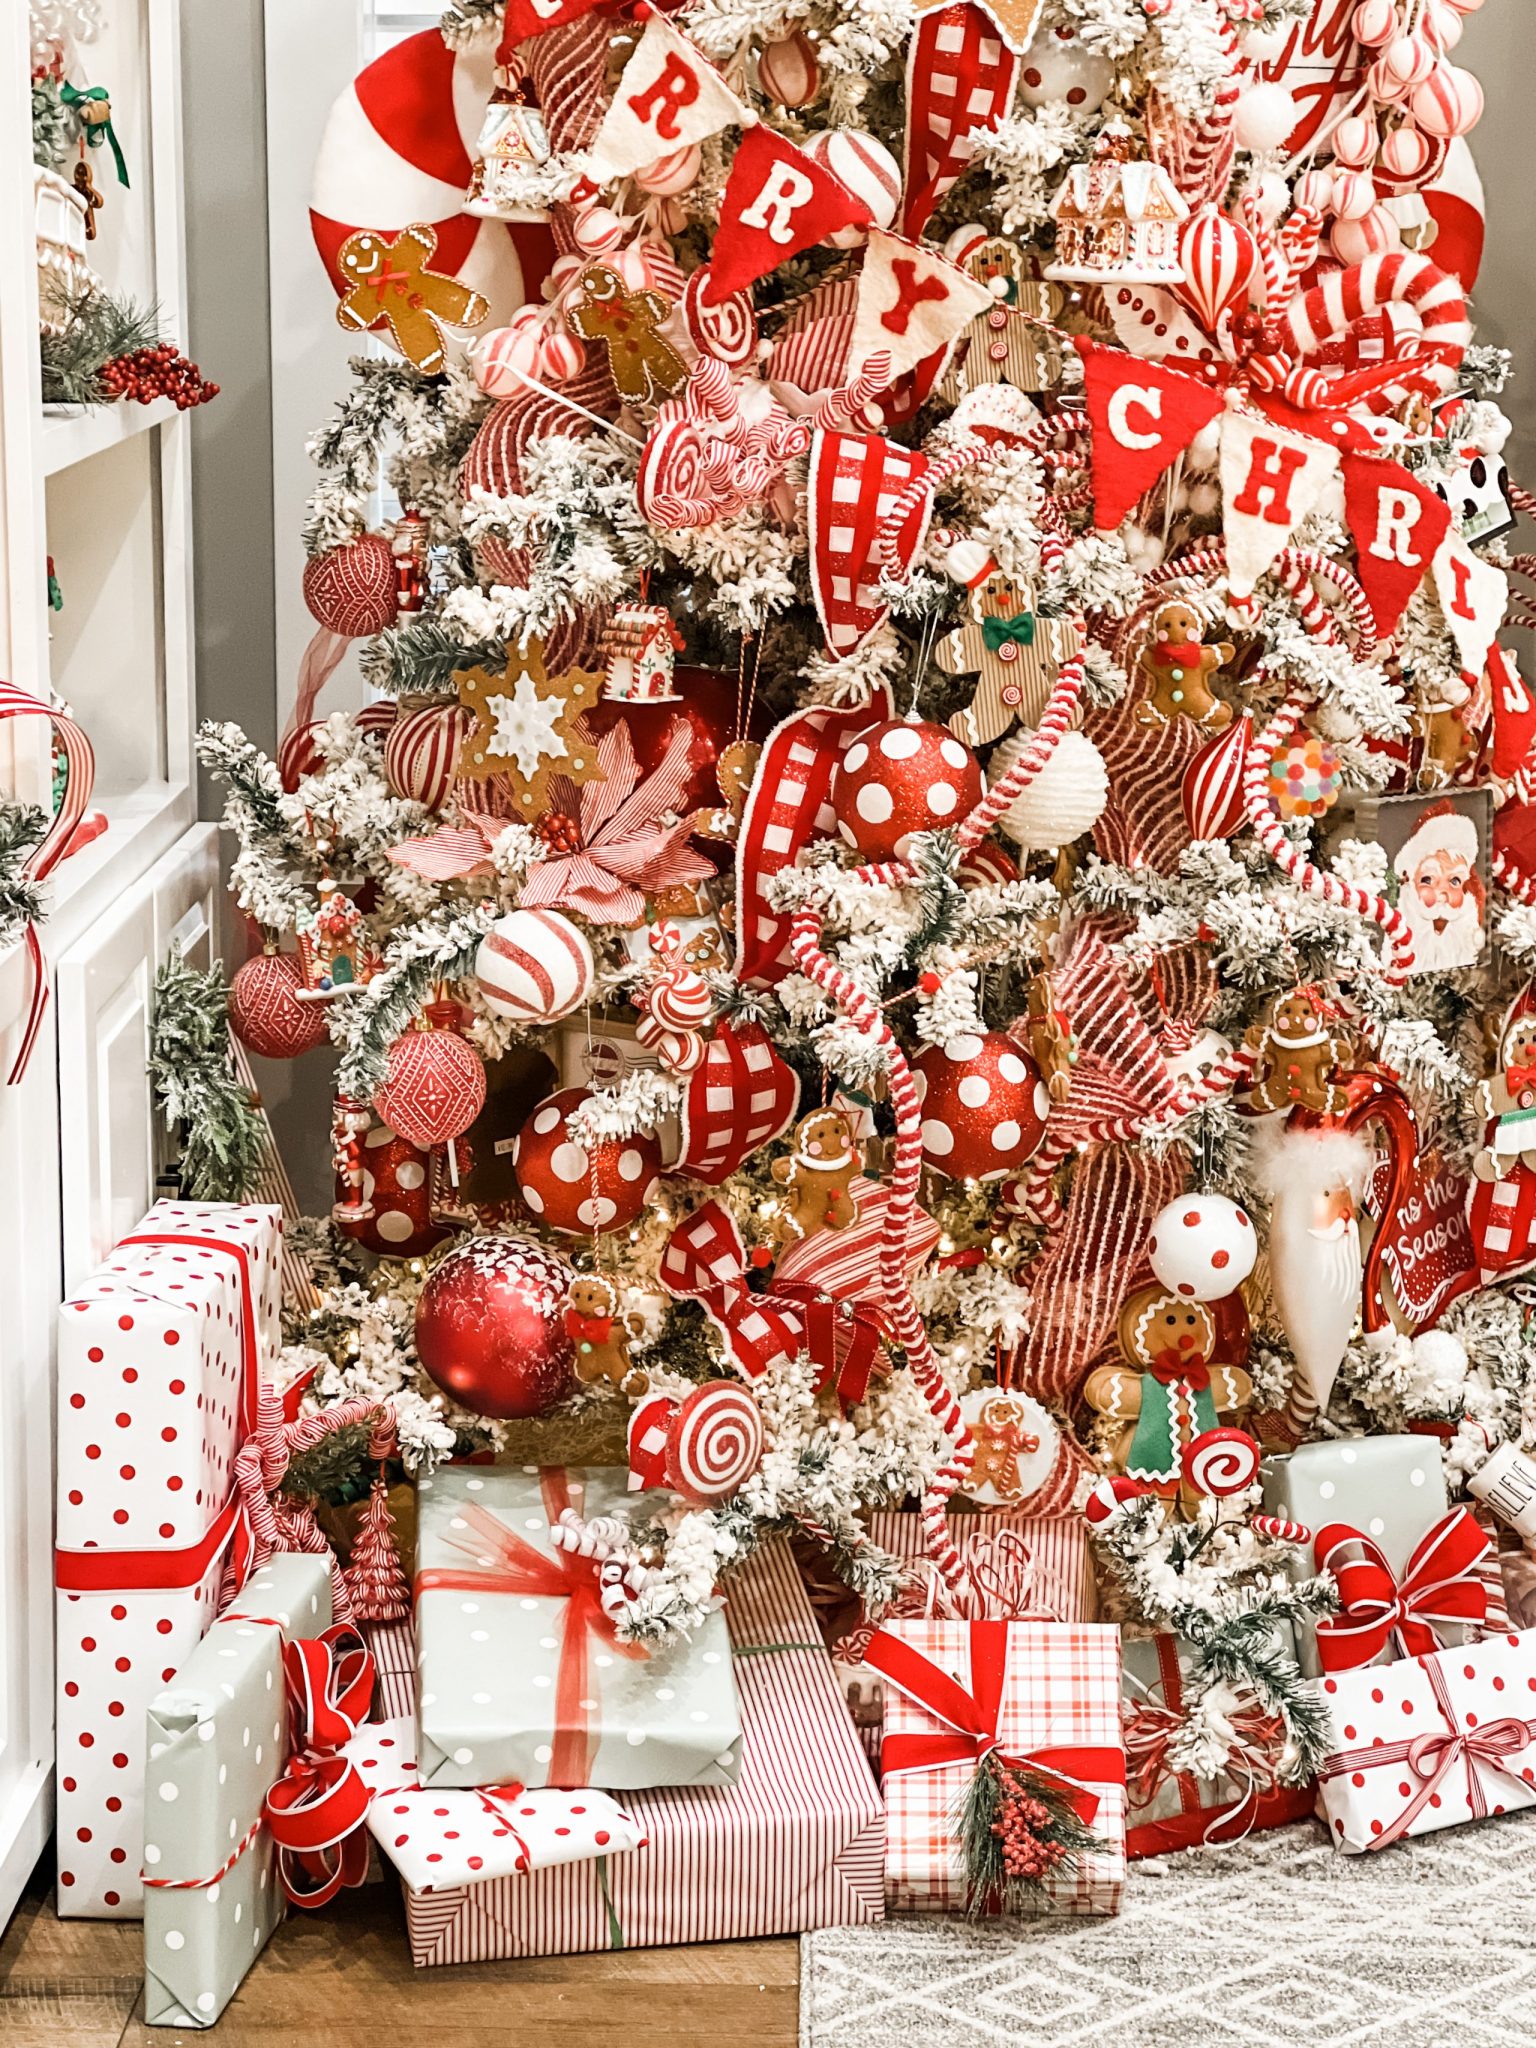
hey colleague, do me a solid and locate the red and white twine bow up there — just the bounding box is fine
[231,1391,392,1621]
[1313,1509,1490,1674]
[0,681,96,1084]
[262,1626,377,1908]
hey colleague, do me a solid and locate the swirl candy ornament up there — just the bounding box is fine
[1181,1427,1261,1499]
[665,1381,766,1504]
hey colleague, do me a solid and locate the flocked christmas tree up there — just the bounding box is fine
[202,0,1533,1754]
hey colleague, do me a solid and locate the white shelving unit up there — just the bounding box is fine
[0,0,209,1927]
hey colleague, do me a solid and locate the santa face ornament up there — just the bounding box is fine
[1325,788,1493,978]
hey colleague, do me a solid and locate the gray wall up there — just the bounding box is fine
[1455,9,1536,483]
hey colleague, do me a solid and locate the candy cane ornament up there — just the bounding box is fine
[1284,250,1471,414]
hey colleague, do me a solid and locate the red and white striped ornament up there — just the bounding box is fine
[374,1018,487,1149]
[1084,1472,1141,1528]
[475,908,594,1023]
[1181,1427,1260,1498]
[1172,206,1258,336]
[912,1031,1051,1182]
[1409,61,1483,137]
[1181,712,1253,840]
[757,30,819,108]
[229,950,331,1059]
[1251,1513,1312,1545]
[537,327,584,382]
[633,145,701,196]
[801,129,901,248]
[665,1381,765,1505]
[383,701,470,808]
[681,267,758,368]
[512,1086,661,1235]
[302,534,397,638]
[471,316,543,397]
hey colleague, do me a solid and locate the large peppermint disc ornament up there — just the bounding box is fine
[228,951,330,1059]
[1182,1427,1261,1499]
[913,1031,1050,1181]
[1147,1193,1257,1301]
[513,1086,662,1235]
[310,29,552,339]
[832,717,983,860]
[414,1235,574,1418]
[665,1381,765,1505]
[475,909,595,1023]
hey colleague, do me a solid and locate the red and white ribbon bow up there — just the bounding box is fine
[263,1625,377,1908]
[1313,1508,1490,1674]
[0,681,96,1083]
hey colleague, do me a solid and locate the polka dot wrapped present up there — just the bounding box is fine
[413,1466,742,1791]
[141,1554,332,2030]
[54,1199,284,1919]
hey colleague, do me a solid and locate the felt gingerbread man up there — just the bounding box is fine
[1135,601,1234,731]
[563,1274,649,1396]
[335,226,488,375]
[1083,1284,1253,1518]
[566,264,686,407]
[1244,988,1352,1116]
[938,540,1084,750]
[691,740,761,844]
[770,1108,861,1241]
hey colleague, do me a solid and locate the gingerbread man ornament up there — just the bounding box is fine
[1244,988,1352,1116]
[770,1108,861,1242]
[335,225,489,374]
[938,540,1084,750]
[566,264,686,407]
[1135,601,1234,731]
[563,1274,649,1397]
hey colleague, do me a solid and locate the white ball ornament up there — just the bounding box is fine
[800,130,901,248]
[756,30,819,108]
[1249,172,1290,226]
[1294,168,1335,215]
[912,1032,1050,1181]
[1330,169,1378,221]
[1164,1027,1235,1090]
[475,909,595,1023]
[633,145,702,196]
[1410,62,1482,137]
[1232,83,1297,153]
[989,729,1108,851]
[1147,1194,1258,1301]
[1352,0,1397,45]
[1330,205,1401,263]
[1016,24,1115,113]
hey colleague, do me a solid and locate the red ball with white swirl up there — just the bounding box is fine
[912,1031,1050,1181]
[665,1381,765,1505]
[831,717,984,860]
[1181,1427,1261,1498]
[513,1086,662,1234]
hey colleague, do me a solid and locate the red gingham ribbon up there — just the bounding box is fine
[1314,1509,1489,1674]
[866,1622,1122,1826]
[0,681,94,1083]
[263,1626,376,1907]
[1320,1654,1536,1850]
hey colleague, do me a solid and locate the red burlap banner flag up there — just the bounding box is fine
[1078,340,1225,533]
[1341,452,1450,637]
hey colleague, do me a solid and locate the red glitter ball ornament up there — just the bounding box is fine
[414,1236,575,1418]
[831,716,983,860]
[335,1122,450,1260]
[513,1086,662,1235]
[228,951,329,1059]
[912,1031,1051,1181]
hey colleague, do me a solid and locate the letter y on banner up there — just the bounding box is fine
[586,14,752,182]
[1078,340,1224,532]
[1219,413,1340,597]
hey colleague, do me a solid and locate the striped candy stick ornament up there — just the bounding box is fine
[1282,249,1471,415]
[0,680,95,1083]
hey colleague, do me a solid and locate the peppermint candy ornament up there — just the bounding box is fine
[471,316,542,397]
[913,1031,1050,1181]
[757,30,819,108]
[1181,1426,1261,1499]
[681,268,757,368]
[475,909,595,1023]
[831,717,983,860]
[666,1381,765,1505]
[801,130,901,248]
[1147,1193,1257,1301]
[513,1086,662,1235]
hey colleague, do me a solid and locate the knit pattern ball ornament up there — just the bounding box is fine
[228,951,330,1059]
[374,1025,487,1150]
[513,1085,662,1234]
[302,533,397,636]
[832,718,983,860]
[912,1032,1051,1180]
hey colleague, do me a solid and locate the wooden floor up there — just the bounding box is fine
[0,1854,800,2046]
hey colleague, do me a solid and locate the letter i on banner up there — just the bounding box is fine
[1219,413,1341,597]
[705,129,872,304]
[1077,340,1224,532]
[585,12,753,182]
[1341,454,1450,636]
[1432,531,1508,678]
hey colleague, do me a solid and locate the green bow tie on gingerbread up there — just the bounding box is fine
[980,610,1036,654]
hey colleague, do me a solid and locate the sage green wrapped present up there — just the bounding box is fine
[143,1555,332,2029]
[414,1465,742,1790]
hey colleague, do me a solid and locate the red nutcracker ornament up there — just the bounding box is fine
[831,716,983,861]
[414,1235,576,1418]
[228,947,331,1059]
[512,1086,662,1235]
[390,508,429,614]
[912,1031,1051,1181]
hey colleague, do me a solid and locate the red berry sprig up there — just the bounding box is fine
[99,342,219,410]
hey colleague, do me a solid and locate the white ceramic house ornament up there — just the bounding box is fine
[1045,122,1189,286]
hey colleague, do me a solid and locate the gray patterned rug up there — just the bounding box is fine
[800,1816,1536,2047]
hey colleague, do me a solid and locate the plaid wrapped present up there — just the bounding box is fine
[872,1619,1125,1916]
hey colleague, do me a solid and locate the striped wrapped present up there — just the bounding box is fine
[397,1539,884,1963]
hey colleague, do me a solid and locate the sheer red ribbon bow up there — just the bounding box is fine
[1313,1509,1489,1674]
[263,1625,376,1908]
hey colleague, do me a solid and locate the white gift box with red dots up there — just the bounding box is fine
[54,1201,283,1918]
[1315,1632,1536,1854]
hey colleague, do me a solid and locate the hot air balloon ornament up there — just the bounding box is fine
[1171,205,1261,351]
[1182,713,1253,841]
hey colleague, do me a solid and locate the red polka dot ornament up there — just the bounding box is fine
[1146,1193,1257,1301]
[832,717,983,861]
[335,1123,449,1259]
[913,1031,1050,1180]
[513,1086,662,1234]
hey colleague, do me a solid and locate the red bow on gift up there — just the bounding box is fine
[1313,1509,1489,1674]
[263,1626,376,1908]
[658,1200,885,1401]
[413,1476,648,1784]
[1121,1692,1286,1812]
[864,1621,1122,1826]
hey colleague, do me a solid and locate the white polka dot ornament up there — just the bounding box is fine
[1147,1193,1257,1301]
[335,1123,449,1259]
[513,1086,662,1234]
[831,717,983,861]
[912,1031,1050,1180]
[475,908,595,1023]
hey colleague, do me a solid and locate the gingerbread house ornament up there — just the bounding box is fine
[464,70,552,222]
[599,603,685,703]
[294,875,373,1001]
[1045,122,1188,286]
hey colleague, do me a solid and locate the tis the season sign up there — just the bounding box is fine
[1365,1150,1478,1330]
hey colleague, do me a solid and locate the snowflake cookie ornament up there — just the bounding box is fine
[453,641,604,816]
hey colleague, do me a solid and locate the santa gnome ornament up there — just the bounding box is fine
[1254,1122,1374,1437]
[1392,799,1487,975]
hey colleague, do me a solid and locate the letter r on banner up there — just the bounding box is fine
[1370,486,1427,567]
[741,161,815,244]
[628,53,700,141]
